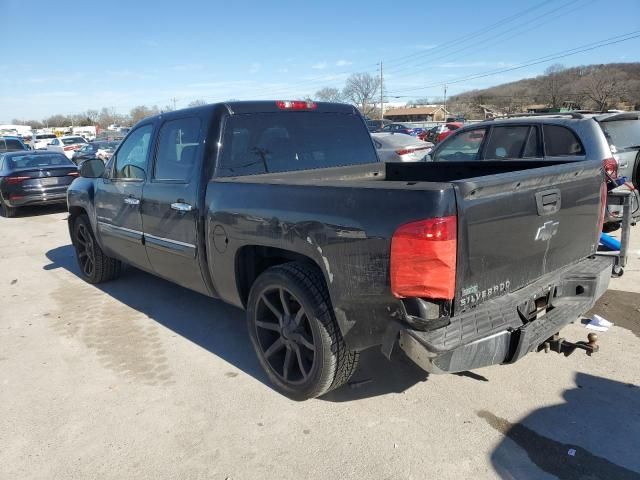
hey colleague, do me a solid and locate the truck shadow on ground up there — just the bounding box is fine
[45,244,429,401]
[482,372,640,479]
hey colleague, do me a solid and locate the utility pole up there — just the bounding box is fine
[171,97,177,111]
[379,62,384,121]
[443,84,448,120]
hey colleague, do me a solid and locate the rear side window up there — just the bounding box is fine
[4,139,25,151]
[8,154,73,169]
[218,112,378,176]
[600,120,640,149]
[543,125,584,156]
[433,128,487,161]
[484,126,530,160]
[154,117,201,181]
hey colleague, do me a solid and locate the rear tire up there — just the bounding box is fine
[72,215,122,284]
[247,262,359,400]
[0,197,17,218]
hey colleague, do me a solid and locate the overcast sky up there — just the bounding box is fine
[2,0,639,122]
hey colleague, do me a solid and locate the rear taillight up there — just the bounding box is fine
[67,171,79,177]
[4,176,29,185]
[391,216,457,300]
[396,147,429,156]
[276,100,317,110]
[603,157,618,178]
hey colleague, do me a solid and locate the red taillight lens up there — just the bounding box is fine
[391,216,457,300]
[396,147,429,156]
[67,171,79,177]
[276,100,317,110]
[603,157,618,178]
[4,176,29,185]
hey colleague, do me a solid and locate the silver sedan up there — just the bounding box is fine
[371,132,434,162]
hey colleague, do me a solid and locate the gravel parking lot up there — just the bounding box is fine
[1,205,639,480]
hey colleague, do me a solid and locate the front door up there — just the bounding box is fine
[95,123,154,270]
[140,115,207,294]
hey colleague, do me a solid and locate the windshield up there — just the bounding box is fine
[218,112,378,176]
[600,120,640,149]
[8,154,73,169]
[36,134,57,140]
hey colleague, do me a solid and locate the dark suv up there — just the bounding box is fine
[428,112,622,226]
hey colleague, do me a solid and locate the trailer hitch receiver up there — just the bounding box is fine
[540,333,599,356]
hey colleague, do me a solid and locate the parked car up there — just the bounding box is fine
[436,122,464,143]
[365,119,391,132]
[0,151,78,217]
[424,125,443,143]
[588,112,640,222]
[32,133,58,150]
[0,136,27,152]
[379,123,421,136]
[427,112,622,228]
[372,132,433,162]
[71,141,119,165]
[46,135,88,159]
[68,100,610,400]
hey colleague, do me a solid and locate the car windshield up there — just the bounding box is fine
[218,112,378,176]
[62,137,86,145]
[7,154,73,169]
[36,134,56,140]
[600,120,640,149]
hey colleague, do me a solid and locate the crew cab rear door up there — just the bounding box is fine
[453,160,603,313]
[140,114,208,294]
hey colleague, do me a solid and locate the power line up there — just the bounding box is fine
[384,0,586,79]
[380,0,556,70]
[387,30,640,95]
[183,0,578,103]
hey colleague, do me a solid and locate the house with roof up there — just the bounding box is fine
[383,105,449,122]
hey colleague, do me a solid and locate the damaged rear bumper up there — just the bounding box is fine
[397,256,612,374]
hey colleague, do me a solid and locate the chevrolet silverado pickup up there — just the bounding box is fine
[67,101,612,400]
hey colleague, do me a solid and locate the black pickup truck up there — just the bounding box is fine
[67,101,612,400]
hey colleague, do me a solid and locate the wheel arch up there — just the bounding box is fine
[235,245,325,309]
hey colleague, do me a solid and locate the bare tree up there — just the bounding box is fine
[188,99,207,107]
[543,63,566,108]
[314,87,343,103]
[129,105,159,124]
[44,114,71,128]
[342,73,380,116]
[580,67,627,111]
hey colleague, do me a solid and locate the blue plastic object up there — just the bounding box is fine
[600,232,621,251]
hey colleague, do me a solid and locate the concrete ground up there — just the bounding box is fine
[1,205,639,480]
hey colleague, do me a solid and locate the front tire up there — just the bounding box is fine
[247,262,359,400]
[72,215,122,284]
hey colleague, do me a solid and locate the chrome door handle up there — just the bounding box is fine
[171,202,193,212]
[124,197,140,205]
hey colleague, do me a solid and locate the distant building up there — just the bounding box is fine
[383,105,449,122]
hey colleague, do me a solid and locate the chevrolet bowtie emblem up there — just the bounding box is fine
[535,220,560,241]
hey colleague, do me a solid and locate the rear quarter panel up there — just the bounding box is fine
[204,179,456,350]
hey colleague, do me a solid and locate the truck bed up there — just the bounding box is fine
[209,159,604,350]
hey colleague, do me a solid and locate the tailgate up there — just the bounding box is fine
[453,160,603,312]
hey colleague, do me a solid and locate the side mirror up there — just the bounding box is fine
[80,158,106,178]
